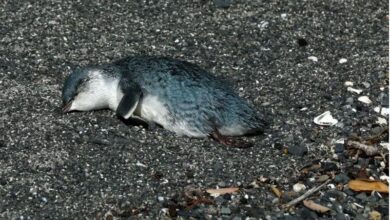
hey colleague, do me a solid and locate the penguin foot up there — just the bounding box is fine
[211,130,253,148]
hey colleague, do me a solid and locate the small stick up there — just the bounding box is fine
[284,179,331,208]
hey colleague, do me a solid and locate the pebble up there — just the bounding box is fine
[339,58,348,64]
[380,92,389,107]
[321,162,338,171]
[308,56,318,62]
[357,96,372,104]
[347,87,363,94]
[221,207,231,215]
[355,192,367,202]
[344,81,354,86]
[374,106,389,116]
[336,213,348,220]
[298,208,318,220]
[288,145,308,156]
[376,117,387,125]
[334,173,350,184]
[213,0,233,8]
[346,97,354,104]
[293,183,306,193]
[362,82,370,88]
[354,214,367,220]
[318,175,330,182]
[334,143,345,153]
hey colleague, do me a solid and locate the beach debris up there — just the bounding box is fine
[308,56,318,62]
[357,96,372,104]
[303,200,331,213]
[348,179,389,193]
[347,87,363,94]
[314,111,338,126]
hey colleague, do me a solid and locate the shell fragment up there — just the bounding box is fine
[314,111,338,126]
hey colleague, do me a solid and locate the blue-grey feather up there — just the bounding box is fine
[114,56,266,136]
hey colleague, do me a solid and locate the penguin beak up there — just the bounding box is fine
[62,101,73,113]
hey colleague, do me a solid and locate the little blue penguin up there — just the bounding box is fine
[62,56,267,147]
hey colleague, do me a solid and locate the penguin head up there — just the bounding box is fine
[62,66,121,113]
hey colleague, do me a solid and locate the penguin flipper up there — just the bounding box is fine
[116,79,142,120]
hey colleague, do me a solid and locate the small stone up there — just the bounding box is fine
[343,188,355,196]
[334,173,350,184]
[297,38,308,47]
[354,214,367,220]
[157,196,164,202]
[218,181,226,187]
[374,106,389,116]
[335,143,345,153]
[380,92,389,107]
[298,207,318,220]
[347,87,363,94]
[344,81,354,86]
[332,202,344,213]
[336,213,348,220]
[346,97,354,104]
[321,162,338,171]
[356,192,367,201]
[376,117,387,125]
[293,183,306,193]
[339,58,348,64]
[369,211,381,220]
[318,175,330,182]
[362,82,370,88]
[213,0,233,8]
[288,145,308,156]
[358,96,372,104]
[308,56,318,62]
[221,207,231,215]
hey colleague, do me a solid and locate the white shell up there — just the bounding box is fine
[293,183,306,193]
[347,87,363,94]
[339,58,348,64]
[344,81,354,86]
[313,111,338,126]
[357,96,372,104]
[308,56,318,62]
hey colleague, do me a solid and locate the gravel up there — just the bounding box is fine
[1,0,388,219]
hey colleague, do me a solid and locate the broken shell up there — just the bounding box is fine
[357,96,372,104]
[314,111,338,126]
[344,81,354,87]
[293,183,306,193]
[347,87,363,94]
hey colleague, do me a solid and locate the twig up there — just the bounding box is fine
[284,179,331,208]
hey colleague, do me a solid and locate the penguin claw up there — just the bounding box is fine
[211,131,253,148]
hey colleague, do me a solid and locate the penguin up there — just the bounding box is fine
[62,56,267,147]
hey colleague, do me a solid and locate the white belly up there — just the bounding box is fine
[138,95,206,137]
